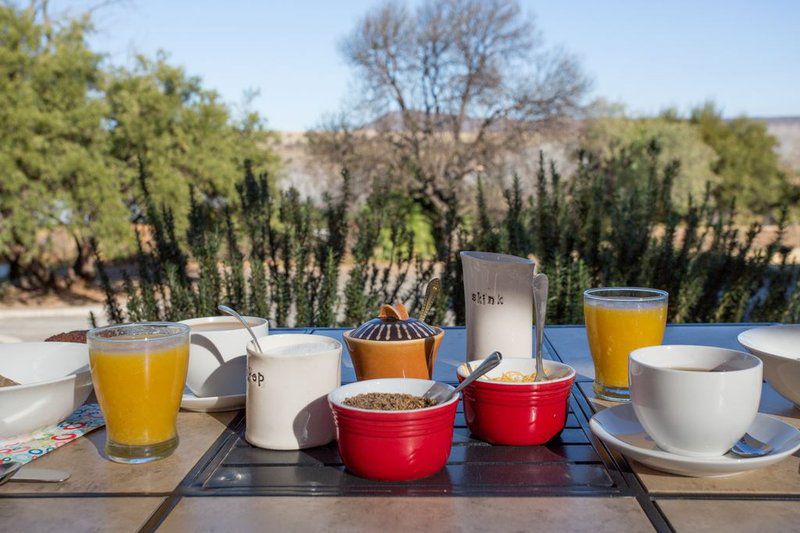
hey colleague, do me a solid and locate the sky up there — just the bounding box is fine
[52,0,800,131]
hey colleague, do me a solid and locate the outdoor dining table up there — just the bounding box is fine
[2,324,799,532]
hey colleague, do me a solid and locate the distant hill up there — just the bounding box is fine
[274,116,800,199]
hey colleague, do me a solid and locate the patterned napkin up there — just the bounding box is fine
[0,403,105,465]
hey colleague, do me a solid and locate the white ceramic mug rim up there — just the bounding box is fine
[247,333,342,359]
[180,315,267,329]
[630,345,761,374]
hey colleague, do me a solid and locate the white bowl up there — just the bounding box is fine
[179,316,268,397]
[0,342,93,438]
[738,325,800,407]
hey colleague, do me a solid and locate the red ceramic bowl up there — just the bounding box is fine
[457,358,576,446]
[328,378,458,481]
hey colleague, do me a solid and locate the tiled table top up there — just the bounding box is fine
[2,324,797,533]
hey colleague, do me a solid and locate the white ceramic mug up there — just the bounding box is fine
[629,345,762,457]
[460,251,536,361]
[246,334,342,450]
[180,316,269,398]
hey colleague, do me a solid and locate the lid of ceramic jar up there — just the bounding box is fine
[350,303,437,341]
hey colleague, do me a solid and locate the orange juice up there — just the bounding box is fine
[584,288,668,401]
[90,341,188,446]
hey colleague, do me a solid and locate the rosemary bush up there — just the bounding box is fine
[96,140,799,327]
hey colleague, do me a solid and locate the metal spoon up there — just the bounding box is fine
[730,433,773,458]
[418,277,441,323]
[0,462,70,485]
[424,351,503,404]
[533,273,549,382]
[217,304,263,353]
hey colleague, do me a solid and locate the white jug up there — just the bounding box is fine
[460,251,536,361]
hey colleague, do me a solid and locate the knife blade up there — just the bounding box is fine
[11,468,71,483]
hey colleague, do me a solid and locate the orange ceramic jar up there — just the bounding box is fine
[343,304,444,380]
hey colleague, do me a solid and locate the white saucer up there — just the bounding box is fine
[181,386,245,413]
[590,403,800,477]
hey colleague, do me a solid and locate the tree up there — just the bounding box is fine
[582,111,719,207]
[308,0,589,236]
[0,4,127,288]
[0,3,281,289]
[690,102,793,216]
[105,54,280,238]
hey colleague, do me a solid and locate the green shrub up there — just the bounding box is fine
[96,140,797,327]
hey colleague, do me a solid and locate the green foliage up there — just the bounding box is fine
[583,114,718,207]
[584,102,798,217]
[690,102,792,215]
[105,53,279,237]
[98,137,797,327]
[0,4,279,290]
[98,160,446,328]
[0,5,126,286]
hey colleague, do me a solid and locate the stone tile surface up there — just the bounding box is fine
[658,499,800,533]
[160,496,653,532]
[0,497,163,532]
[580,382,800,495]
[0,411,235,495]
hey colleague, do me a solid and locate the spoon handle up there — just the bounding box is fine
[533,273,548,382]
[419,278,441,322]
[453,351,503,396]
[217,305,262,353]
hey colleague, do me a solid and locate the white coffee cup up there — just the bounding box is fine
[246,334,342,450]
[180,316,268,397]
[629,345,762,457]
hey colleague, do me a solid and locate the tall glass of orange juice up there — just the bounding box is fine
[584,288,668,401]
[87,323,190,464]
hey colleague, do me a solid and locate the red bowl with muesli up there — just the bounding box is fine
[328,378,458,481]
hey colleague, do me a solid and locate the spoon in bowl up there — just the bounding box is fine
[533,273,549,382]
[418,277,441,323]
[217,304,263,353]
[424,351,502,405]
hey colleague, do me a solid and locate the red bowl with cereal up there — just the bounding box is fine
[328,378,458,481]
[457,358,576,446]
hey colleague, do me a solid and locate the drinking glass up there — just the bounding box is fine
[87,322,190,464]
[584,288,668,401]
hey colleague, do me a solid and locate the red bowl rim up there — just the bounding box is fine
[328,378,459,415]
[457,357,576,387]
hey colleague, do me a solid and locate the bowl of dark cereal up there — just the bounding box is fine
[328,378,458,481]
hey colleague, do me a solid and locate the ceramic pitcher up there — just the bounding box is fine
[460,251,536,361]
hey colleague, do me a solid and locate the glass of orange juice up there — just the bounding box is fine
[87,322,190,464]
[584,288,668,401]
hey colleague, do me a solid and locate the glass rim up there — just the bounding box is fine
[87,322,190,344]
[584,287,668,303]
